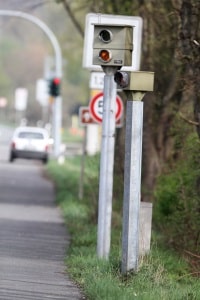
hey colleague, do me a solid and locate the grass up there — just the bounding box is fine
[46,156,200,300]
[61,127,84,143]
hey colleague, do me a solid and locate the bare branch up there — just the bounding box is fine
[179,112,199,125]
[59,0,84,38]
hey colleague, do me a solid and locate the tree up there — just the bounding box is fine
[141,0,200,201]
[57,0,200,202]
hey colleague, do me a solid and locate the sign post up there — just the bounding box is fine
[97,68,118,258]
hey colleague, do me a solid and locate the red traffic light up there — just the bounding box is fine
[53,78,60,85]
[49,78,61,97]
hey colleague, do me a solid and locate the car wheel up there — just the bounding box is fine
[42,157,48,164]
[9,152,15,162]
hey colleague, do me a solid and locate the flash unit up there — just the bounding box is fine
[114,71,129,88]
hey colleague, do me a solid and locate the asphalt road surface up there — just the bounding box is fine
[0,125,84,299]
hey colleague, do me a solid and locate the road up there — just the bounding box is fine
[0,125,83,299]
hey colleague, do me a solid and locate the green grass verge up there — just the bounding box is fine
[46,156,200,300]
[61,127,84,143]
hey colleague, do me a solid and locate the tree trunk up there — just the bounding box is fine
[178,0,200,136]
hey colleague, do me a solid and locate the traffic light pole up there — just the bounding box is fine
[0,10,62,158]
[97,66,118,259]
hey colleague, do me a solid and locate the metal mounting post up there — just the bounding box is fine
[121,92,145,274]
[97,66,118,259]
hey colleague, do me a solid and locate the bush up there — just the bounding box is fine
[153,133,200,269]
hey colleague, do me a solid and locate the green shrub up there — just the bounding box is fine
[153,133,200,266]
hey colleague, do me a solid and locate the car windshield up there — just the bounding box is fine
[18,132,44,140]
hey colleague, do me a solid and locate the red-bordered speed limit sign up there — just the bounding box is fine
[89,92,123,124]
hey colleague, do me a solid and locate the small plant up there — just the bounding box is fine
[153,133,200,271]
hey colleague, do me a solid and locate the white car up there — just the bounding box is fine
[9,127,50,164]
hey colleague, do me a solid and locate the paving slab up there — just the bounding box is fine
[0,161,85,300]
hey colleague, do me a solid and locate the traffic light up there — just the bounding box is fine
[93,25,133,67]
[49,78,61,97]
[114,71,155,91]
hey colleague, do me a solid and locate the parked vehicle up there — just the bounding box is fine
[9,127,50,164]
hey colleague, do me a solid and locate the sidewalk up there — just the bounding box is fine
[0,161,84,300]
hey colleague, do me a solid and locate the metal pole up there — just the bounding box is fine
[121,96,144,274]
[97,67,117,259]
[78,127,87,200]
[0,10,62,157]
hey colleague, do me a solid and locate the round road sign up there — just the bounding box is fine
[89,92,123,124]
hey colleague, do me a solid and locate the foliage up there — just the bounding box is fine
[0,37,18,98]
[56,0,200,204]
[0,1,89,125]
[46,156,200,299]
[153,132,200,270]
